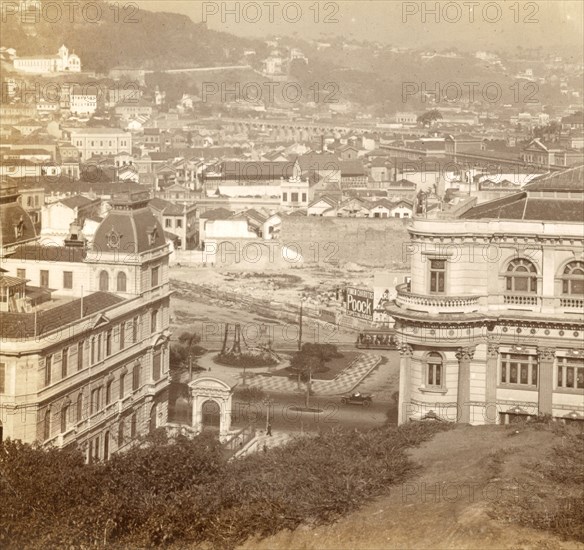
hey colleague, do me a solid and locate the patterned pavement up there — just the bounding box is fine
[244,353,381,396]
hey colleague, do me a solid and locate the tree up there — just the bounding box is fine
[170,332,205,380]
[417,109,442,128]
[288,343,340,408]
[533,121,562,142]
[289,352,323,408]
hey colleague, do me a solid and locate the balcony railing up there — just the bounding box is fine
[395,284,481,314]
[394,284,583,316]
[503,294,539,306]
[560,296,584,310]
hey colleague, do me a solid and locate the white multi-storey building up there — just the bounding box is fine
[13,44,81,74]
[0,182,172,461]
[66,128,132,161]
[388,166,584,426]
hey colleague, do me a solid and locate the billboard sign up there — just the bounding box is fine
[345,287,374,321]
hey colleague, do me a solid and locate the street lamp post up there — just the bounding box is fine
[263,396,272,435]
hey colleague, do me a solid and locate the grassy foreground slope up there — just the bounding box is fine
[240,422,584,550]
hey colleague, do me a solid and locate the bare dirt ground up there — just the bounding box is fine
[239,424,584,550]
[170,264,377,305]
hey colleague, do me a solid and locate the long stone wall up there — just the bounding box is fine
[279,217,412,268]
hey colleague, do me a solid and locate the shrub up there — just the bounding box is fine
[0,422,453,549]
[215,352,277,368]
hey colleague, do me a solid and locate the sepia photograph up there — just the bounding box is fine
[0,1,583,548]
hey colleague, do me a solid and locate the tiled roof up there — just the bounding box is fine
[339,160,366,176]
[8,245,86,263]
[59,195,97,209]
[0,195,37,249]
[243,208,267,223]
[0,275,25,288]
[0,292,124,339]
[462,165,584,222]
[68,127,128,135]
[213,161,294,181]
[524,164,584,192]
[199,207,233,220]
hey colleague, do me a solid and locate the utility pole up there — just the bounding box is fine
[298,300,303,352]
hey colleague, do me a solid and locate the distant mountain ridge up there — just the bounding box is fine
[0,0,264,73]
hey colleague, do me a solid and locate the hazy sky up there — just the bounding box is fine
[134,1,583,51]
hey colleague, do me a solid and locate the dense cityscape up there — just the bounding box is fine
[0,1,583,548]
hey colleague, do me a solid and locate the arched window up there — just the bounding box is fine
[99,271,109,291]
[426,352,443,388]
[61,404,69,433]
[562,261,584,295]
[44,409,51,441]
[505,259,537,293]
[117,272,127,292]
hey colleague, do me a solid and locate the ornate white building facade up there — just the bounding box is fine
[13,44,81,74]
[388,166,584,425]
[1,185,172,461]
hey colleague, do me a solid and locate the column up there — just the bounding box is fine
[456,347,475,423]
[485,340,499,424]
[537,347,555,416]
[398,344,413,425]
[191,394,202,434]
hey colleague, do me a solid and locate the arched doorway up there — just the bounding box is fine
[188,374,238,440]
[201,400,221,431]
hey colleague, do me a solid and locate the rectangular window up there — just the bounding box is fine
[119,323,125,350]
[151,266,159,288]
[106,330,112,357]
[78,341,84,370]
[429,259,446,294]
[151,310,158,334]
[427,363,442,386]
[291,192,299,202]
[282,192,288,202]
[91,388,99,414]
[153,350,161,381]
[176,219,183,228]
[132,317,138,342]
[165,219,172,228]
[0,363,5,393]
[302,193,307,202]
[106,381,112,405]
[557,357,584,389]
[97,334,102,362]
[119,373,126,399]
[61,348,68,378]
[500,354,538,387]
[17,268,25,280]
[40,270,49,288]
[63,271,73,289]
[132,365,140,391]
[45,355,52,386]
